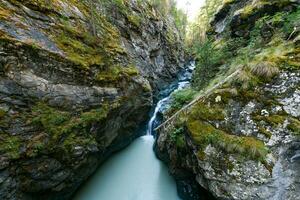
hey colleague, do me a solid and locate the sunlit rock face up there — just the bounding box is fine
[0,0,185,199]
[155,0,300,199]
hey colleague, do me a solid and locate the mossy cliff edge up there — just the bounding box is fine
[0,0,185,199]
[155,0,300,199]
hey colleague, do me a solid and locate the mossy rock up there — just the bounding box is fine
[96,65,139,84]
[197,150,206,161]
[169,127,186,149]
[287,118,300,136]
[253,114,287,127]
[30,102,110,154]
[0,134,21,160]
[258,127,272,139]
[187,119,268,161]
[0,109,6,119]
[127,14,142,27]
[189,102,225,122]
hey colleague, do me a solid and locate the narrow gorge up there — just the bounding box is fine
[0,0,299,200]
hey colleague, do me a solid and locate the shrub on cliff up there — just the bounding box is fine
[192,39,229,89]
[170,88,197,110]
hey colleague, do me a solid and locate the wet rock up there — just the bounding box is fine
[0,0,185,199]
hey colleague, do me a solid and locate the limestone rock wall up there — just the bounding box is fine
[0,0,185,199]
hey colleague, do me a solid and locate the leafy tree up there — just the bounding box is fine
[192,39,229,89]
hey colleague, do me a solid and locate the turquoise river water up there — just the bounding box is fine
[73,63,195,200]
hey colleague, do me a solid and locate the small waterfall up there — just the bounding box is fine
[73,61,195,200]
[147,97,169,135]
[146,61,195,136]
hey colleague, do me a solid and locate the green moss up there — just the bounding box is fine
[14,0,55,12]
[0,135,21,159]
[53,29,103,69]
[38,1,126,70]
[170,127,186,148]
[26,134,47,157]
[253,114,287,126]
[224,0,235,4]
[239,0,272,19]
[265,115,286,125]
[287,118,300,136]
[127,14,141,27]
[79,108,110,125]
[141,82,152,93]
[240,5,256,19]
[63,132,97,153]
[31,103,71,133]
[197,150,206,160]
[259,127,272,139]
[13,0,87,14]
[187,120,268,161]
[240,0,291,19]
[210,88,238,104]
[189,102,225,121]
[254,115,299,136]
[96,65,138,83]
[0,109,6,119]
[30,102,110,154]
[237,90,262,102]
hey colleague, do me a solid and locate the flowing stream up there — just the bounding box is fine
[73,63,195,200]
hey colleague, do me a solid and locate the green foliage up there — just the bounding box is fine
[252,8,300,39]
[170,88,196,110]
[192,39,229,89]
[189,1,300,93]
[171,6,188,37]
[149,0,174,16]
[232,68,261,90]
[0,135,21,159]
[170,127,185,148]
[282,8,300,37]
[187,0,223,43]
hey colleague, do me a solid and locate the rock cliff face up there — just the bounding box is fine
[0,0,185,199]
[156,0,300,199]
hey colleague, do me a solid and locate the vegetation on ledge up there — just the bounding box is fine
[163,0,299,166]
[187,120,268,162]
[29,102,111,155]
